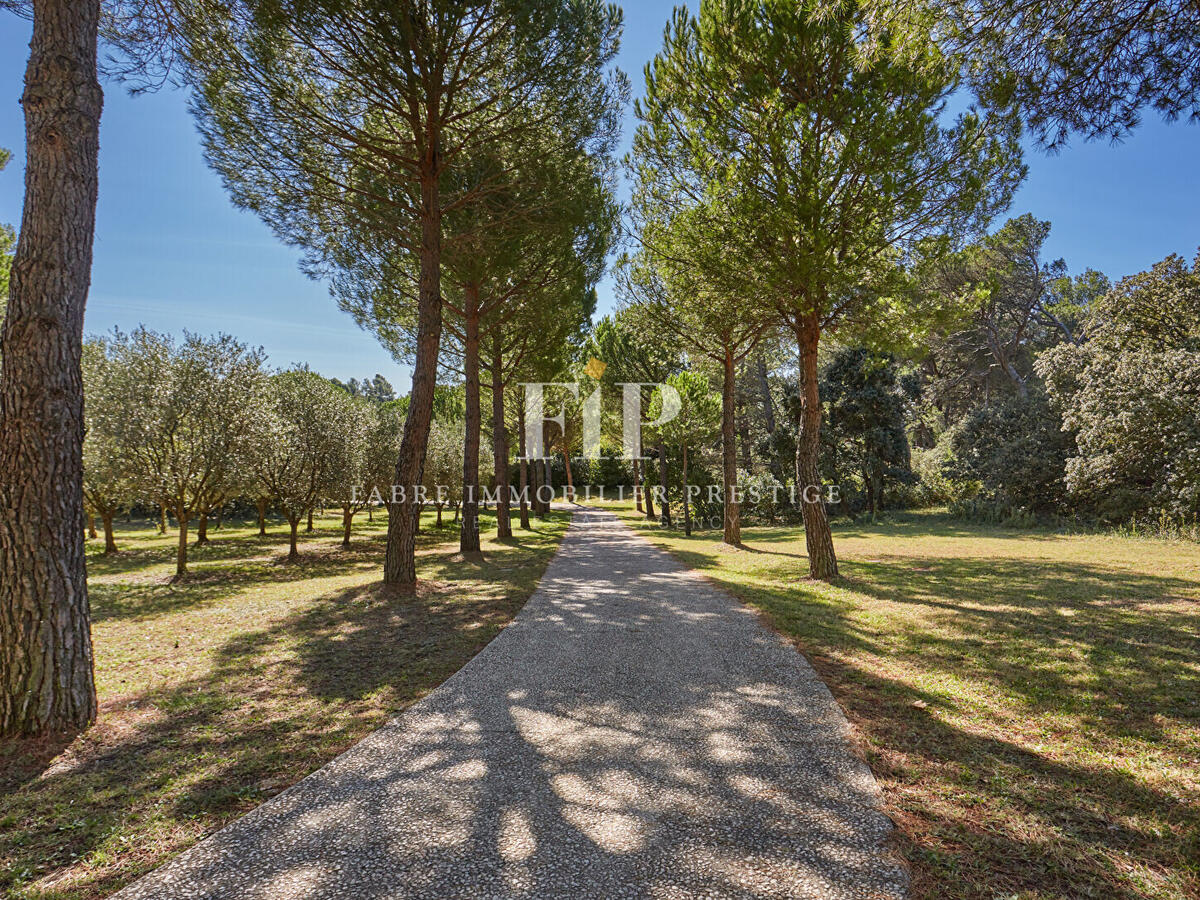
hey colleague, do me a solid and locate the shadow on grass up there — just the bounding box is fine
[0,514,568,899]
[632,523,1200,899]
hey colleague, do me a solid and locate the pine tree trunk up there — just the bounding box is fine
[517,402,531,530]
[633,458,642,512]
[460,284,481,554]
[794,315,838,579]
[490,334,511,539]
[385,162,442,590]
[256,497,267,536]
[341,505,353,548]
[681,444,691,536]
[721,347,742,545]
[0,0,102,737]
[658,438,672,527]
[101,513,116,555]
[643,459,656,520]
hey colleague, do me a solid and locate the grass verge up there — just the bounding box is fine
[1,509,569,899]
[613,504,1200,900]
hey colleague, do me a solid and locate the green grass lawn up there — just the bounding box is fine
[611,503,1200,900]
[0,508,569,900]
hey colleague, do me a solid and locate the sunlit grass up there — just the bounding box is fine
[0,508,569,899]
[610,502,1200,900]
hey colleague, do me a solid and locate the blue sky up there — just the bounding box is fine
[2,4,1198,390]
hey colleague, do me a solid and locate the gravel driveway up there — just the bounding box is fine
[115,507,907,899]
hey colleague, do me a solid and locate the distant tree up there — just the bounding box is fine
[333,395,376,547]
[367,375,395,404]
[0,0,104,737]
[250,370,349,560]
[81,339,135,553]
[652,371,720,536]
[422,417,465,528]
[583,310,682,523]
[1038,251,1200,521]
[819,349,914,518]
[104,329,267,577]
[635,0,1022,577]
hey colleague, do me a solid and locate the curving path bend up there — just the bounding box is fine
[115,507,907,900]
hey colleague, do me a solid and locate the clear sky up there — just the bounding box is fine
[2,4,1198,390]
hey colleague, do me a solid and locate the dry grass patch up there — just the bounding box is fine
[1,510,568,899]
[613,504,1200,900]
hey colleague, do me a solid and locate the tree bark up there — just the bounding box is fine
[159,502,168,534]
[288,517,299,560]
[794,315,838,579]
[196,510,209,546]
[721,347,742,545]
[681,443,691,536]
[642,457,656,520]
[490,333,511,539]
[341,504,353,548]
[306,508,314,533]
[0,0,102,737]
[517,401,531,530]
[384,160,443,590]
[256,497,267,536]
[86,514,97,540]
[460,283,481,554]
[562,448,575,502]
[658,438,672,527]
[101,513,116,555]
[632,458,642,512]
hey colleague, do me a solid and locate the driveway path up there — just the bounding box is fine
[116,507,906,899]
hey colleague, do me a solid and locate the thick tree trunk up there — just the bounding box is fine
[490,334,511,539]
[658,438,672,528]
[288,517,299,560]
[256,497,267,536]
[721,347,742,545]
[196,510,209,546]
[341,504,353,548]
[175,508,189,578]
[101,513,116,555]
[681,444,691,536]
[794,315,838,579]
[643,458,656,520]
[517,401,531,530]
[632,458,642,512]
[384,162,442,589]
[460,285,481,554]
[0,0,102,737]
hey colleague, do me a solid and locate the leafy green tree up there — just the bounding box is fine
[102,329,268,577]
[1038,251,1200,521]
[333,394,377,547]
[250,370,351,560]
[81,338,136,554]
[634,0,1023,577]
[820,349,914,518]
[652,371,720,536]
[185,0,625,590]
[583,310,682,523]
